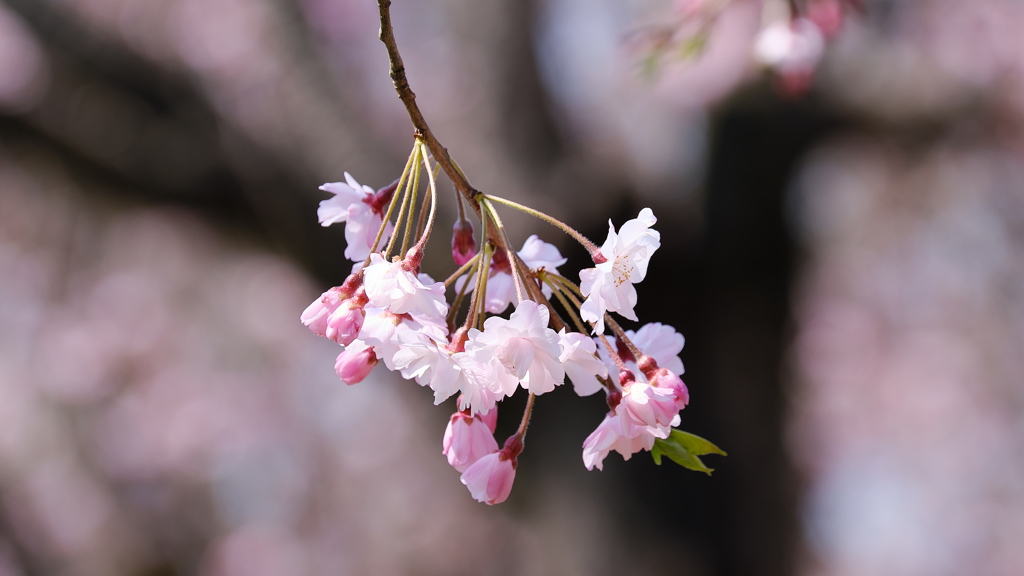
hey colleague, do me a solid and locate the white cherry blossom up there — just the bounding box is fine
[579,208,660,333]
[362,253,448,319]
[558,329,608,397]
[317,172,394,262]
[470,300,564,395]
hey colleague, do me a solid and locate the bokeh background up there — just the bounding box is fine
[2,0,1023,575]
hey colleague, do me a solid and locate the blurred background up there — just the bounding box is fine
[1,0,1023,574]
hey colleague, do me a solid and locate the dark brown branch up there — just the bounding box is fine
[377,0,482,213]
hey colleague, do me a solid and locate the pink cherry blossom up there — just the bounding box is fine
[359,306,448,371]
[460,449,517,505]
[581,412,675,471]
[579,208,661,333]
[362,252,448,319]
[300,286,345,337]
[443,411,499,473]
[317,172,395,262]
[470,300,564,395]
[648,367,689,409]
[617,380,679,428]
[334,341,378,385]
[455,346,519,415]
[597,322,685,378]
[558,329,608,397]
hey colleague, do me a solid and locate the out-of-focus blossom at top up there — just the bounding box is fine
[754,18,825,94]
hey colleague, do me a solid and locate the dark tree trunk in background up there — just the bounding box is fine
[688,93,839,576]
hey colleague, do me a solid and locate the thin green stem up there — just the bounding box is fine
[466,241,493,332]
[365,143,419,267]
[542,274,589,335]
[547,272,584,297]
[384,144,420,257]
[484,194,600,255]
[481,199,525,304]
[415,141,440,248]
[444,252,481,287]
[447,256,479,327]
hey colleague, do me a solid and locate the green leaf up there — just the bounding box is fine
[651,429,726,475]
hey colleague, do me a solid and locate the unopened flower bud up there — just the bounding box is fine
[334,344,378,385]
[368,178,400,215]
[460,450,517,505]
[637,354,658,379]
[443,411,499,473]
[618,369,636,387]
[500,435,524,462]
[451,218,477,266]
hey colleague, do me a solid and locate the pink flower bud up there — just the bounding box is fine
[443,412,499,473]
[451,218,477,266]
[367,178,400,215]
[648,367,689,409]
[334,344,377,385]
[460,450,517,505]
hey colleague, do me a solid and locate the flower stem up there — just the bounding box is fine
[516,393,536,439]
[415,141,440,250]
[541,274,589,335]
[484,194,600,255]
[365,143,419,266]
[444,252,481,287]
[604,314,644,364]
[388,147,419,257]
[481,199,525,304]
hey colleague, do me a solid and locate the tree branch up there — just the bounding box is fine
[376,0,493,235]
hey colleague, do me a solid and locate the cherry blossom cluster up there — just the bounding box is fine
[301,139,718,504]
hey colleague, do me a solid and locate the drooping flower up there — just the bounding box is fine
[469,300,564,395]
[443,411,500,473]
[317,173,396,262]
[581,412,676,471]
[617,378,679,429]
[579,208,660,333]
[362,252,448,319]
[359,306,448,371]
[558,329,608,397]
